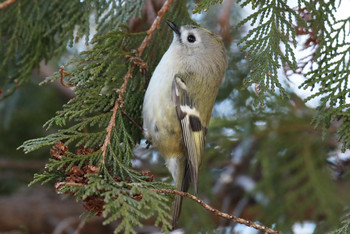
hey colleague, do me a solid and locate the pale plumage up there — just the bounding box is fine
[142,20,227,227]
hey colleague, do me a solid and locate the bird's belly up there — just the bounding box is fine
[142,78,183,158]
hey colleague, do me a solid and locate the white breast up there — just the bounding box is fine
[142,48,183,157]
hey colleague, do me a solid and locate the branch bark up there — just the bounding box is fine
[101,100,121,164]
[137,0,174,56]
[59,65,75,88]
[56,181,280,234]
[152,189,281,234]
[0,0,16,9]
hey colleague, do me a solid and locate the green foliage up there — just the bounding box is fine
[102,184,173,233]
[206,96,344,232]
[332,210,350,234]
[235,6,350,231]
[192,0,224,14]
[20,29,147,154]
[236,0,303,103]
[236,0,350,151]
[57,174,173,234]
[299,3,350,150]
[254,116,340,231]
[0,0,146,99]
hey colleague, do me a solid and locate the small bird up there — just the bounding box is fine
[142,20,227,227]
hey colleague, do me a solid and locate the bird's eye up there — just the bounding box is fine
[187,34,196,43]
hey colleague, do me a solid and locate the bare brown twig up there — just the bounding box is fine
[255,83,260,96]
[100,0,174,163]
[101,100,121,164]
[121,109,143,132]
[56,181,280,234]
[0,0,16,9]
[137,0,174,57]
[153,189,281,234]
[60,65,75,88]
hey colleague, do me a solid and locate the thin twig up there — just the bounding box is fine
[255,83,260,95]
[137,0,174,56]
[117,67,135,108]
[100,0,174,163]
[101,100,120,164]
[122,109,143,132]
[60,65,75,88]
[55,182,279,233]
[0,0,16,9]
[55,182,85,188]
[152,189,281,234]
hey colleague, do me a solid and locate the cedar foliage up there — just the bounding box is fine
[1,0,350,233]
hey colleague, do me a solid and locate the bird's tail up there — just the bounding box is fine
[171,193,183,228]
[171,158,191,229]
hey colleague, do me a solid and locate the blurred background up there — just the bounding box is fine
[1,0,350,233]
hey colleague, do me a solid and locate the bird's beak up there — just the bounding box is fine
[166,20,181,37]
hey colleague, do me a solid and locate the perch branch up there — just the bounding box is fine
[56,182,280,234]
[101,0,174,163]
[153,189,281,234]
[0,0,16,9]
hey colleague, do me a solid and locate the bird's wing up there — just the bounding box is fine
[172,75,206,194]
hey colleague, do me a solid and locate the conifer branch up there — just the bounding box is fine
[153,189,280,234]
[101,0,175,163]
[0,0,16,9]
